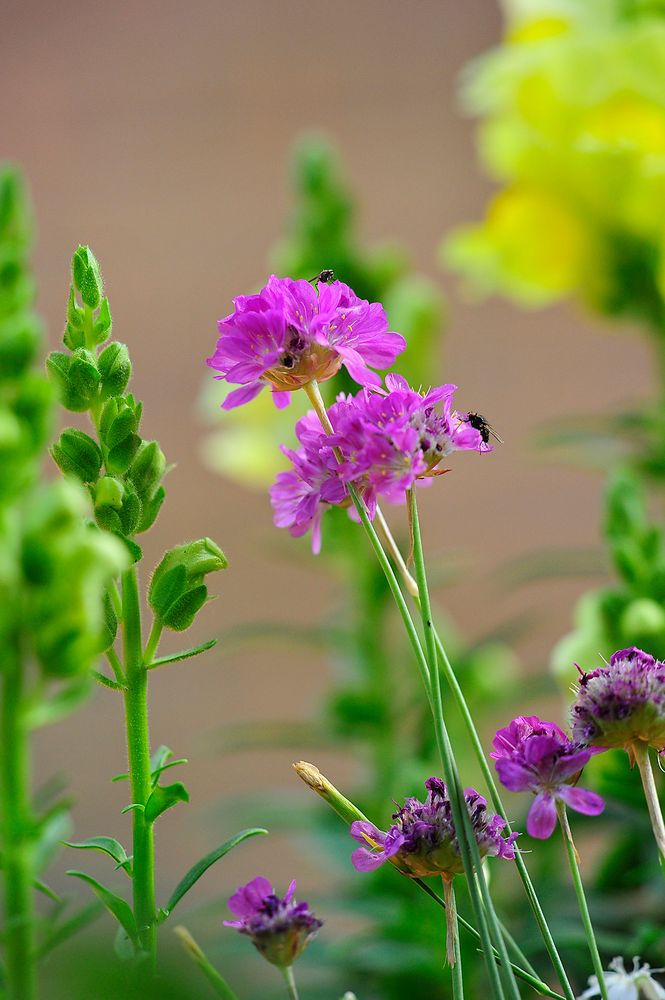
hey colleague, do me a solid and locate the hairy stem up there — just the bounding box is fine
[632,740,665,869]
[1,638,36,1000]
[121,567,156,965]
[556,802,608,1000]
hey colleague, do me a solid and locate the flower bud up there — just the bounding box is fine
[46,348,100,412]
[100,396,142,474]
[94,475,125,511]
[149,537,227,631]
[63,284,86,350]
[127,440,165,500]
[72,245,103,309]
[98,341,131,400]
[0,314,40,379]
[93,297,112,344]
[51,428,102,483]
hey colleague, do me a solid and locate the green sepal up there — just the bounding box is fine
[136,485,165,534]
[160,828,267,921]
[0,314,40,378]
[66,870,137,941]
[98,342,131,400]
[64,285,85,349]
[106,434,141,475]
[46,348,99,412]
[144,782,189,824]
[72,246,103,309]
[64,837,131,875]
[160,585,208,632]
[99,395,141,448]
[51,428,102,483]
[127,440,165,500]
[94,297,112,344]
[147,637,217,670]
[113,533,142,564]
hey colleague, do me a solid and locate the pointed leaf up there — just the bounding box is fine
[149,745,173,772]
[64,837,131,875]
[33,877,62,903]
[93,671,125,692]
[151,759,188,787]
[161,828,267,920]
[26,678,91,729]
[36,901,104,959]
[66,871,137,941]
[144,782,189,824]
[147,638,218,670]
[121,803,144,815]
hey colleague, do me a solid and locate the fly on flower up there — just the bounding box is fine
[461,411,504,446]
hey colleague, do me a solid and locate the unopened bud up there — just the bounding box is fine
[51,428,102,483]
[98,341,131,400]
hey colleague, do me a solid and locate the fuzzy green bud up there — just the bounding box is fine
[46,348,99,412]
[63,284,86,350]
[72,245,103,309]
[94,475,125,511]
[127,440,165,500]
[98,341,131,400]
[51,428,102,483]
[149,537,227,631]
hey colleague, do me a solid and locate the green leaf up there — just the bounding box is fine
[64,837,131,875]
[66,871,137,942]
[161,828,268,920]
[36,901,103,959]
[121,803,144,815]
[151,759,188,785]
[148,638,217,669]
[144,782,189,824]
[26,678,91,729]
[33,877,62,903]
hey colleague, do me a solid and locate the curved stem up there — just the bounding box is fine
[281,965,300,1000]
[556,803,608,1000]
[122,567,156,967]
[632,740,665,870]
[1,637,36,1000]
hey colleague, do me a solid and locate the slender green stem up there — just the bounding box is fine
[413,880,564,1000]
[174,926,240,1000]
[121,566,156,966]
[556,803,608,1000]
[106,646,125,686]
[281,965,300,1000]
[500,921,539,981]
[632,740,665,869]
[143,620,163,667]
[443,877,464,997]
[409,489,518,1000]
[371,496,575,999]
[1,637,36,1000]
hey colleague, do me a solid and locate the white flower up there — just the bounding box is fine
[579,957,665,1000]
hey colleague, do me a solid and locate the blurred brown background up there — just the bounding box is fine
[1,0,652,926]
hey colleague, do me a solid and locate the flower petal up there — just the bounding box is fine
[557,784,605,817]
[527,793,558,839]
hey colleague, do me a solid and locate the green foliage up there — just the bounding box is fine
[149,538,227,632]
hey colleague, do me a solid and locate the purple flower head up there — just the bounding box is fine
[491,715,604,839]
[269,376,491,551]
[349,777,518,879]
[207,276,405,410]
[571,648,665,756]
[224,876,322,968]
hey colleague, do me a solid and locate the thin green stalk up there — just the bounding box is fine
[432,628,576,1000]
[442,877,464,997]
[1,638,36,1000]
[281,965,300,1000]
[409,489,518,1000]
[121,566,156,966]
[374,505,574,1000]
[106,646,125,686]
[174,926,240,1000]
[500,922,539,981]
[632,740,665,869]
[143,620,163,668]
[556,802,609,1000]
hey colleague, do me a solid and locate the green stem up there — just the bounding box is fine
[143,620,163,667]
[372,499,575,1000]
[556,803,608,1000]
[106,646,125,686]
[442,877,464,997]
[632,740,665,869]
[281,965,300,1000]
[174,926,240,1000]
[431,629,575,1000]
[1,637,36,1000]
[409,489,517,1000]
[121,567,156,966]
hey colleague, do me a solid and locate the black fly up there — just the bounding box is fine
[309,269,335,285]
[464,412,504,446]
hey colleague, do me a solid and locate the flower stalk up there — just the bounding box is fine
[281,965,300,1000]
[121,566,156,965]
[556,802,609,1000]
[632,740,665,868]
[175,926,240,1000]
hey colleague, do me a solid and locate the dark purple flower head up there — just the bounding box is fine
[224,876,322,968]
[207,276,405,410]
[269,376,490,550]
[491,715,604,839]
[571,647,665,755]
[349,777,517,878]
